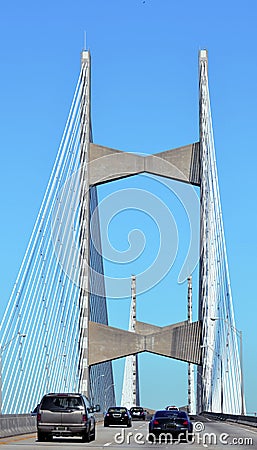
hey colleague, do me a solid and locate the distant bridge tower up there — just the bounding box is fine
[187,276,195,415]
[121,276,140,408]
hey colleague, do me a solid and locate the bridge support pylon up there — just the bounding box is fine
[121,275,140,409]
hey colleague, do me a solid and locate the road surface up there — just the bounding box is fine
[0,417,256,449]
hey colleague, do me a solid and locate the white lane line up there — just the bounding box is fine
[104,442,112,446]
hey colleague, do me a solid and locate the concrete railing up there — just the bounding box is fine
[0,412,104,439]
[202,411,257,428]
[0,414,36,438]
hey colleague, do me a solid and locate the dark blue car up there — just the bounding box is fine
[148,409,193,442]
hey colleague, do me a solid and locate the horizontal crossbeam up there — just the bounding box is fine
[88,319,202,365]
[88,142,200,186]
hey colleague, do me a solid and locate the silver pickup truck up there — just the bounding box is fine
[37,392,100,442]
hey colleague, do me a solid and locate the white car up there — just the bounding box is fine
[165,405,179,411]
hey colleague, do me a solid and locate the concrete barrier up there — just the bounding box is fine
[0,412,104,439]
[0,414,36,438]
[0,411,106,439]
[95,412,104,423]
[202,411,257,428]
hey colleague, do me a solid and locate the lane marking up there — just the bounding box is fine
[104,442,112,446]
[0,433,36,445]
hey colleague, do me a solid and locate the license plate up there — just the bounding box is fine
[166,423,176,429]
[55,426,67,431]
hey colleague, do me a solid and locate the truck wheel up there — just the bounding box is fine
[37,431,46,442]
[45,434,53,442]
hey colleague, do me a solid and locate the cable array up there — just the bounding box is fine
[0,51,115,414]
[0,59,90,414]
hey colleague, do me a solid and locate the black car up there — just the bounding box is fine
[104,407,132,427]
[148,409,193,442]
[130,406,147,420]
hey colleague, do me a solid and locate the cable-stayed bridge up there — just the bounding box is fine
[0,49,245,416]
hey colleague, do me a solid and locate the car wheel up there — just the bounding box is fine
[104,422,109,427]
[148,433,155,443]
[186,431,194,442]
[81,430,90,442]
[90,426,96,441]
[127,421,132,428]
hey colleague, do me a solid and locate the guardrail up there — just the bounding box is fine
[202,411,257,428]
[0,414,36,438]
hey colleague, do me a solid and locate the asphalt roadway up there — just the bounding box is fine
[0,416,256,449]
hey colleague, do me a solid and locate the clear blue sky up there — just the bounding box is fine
[0,0,257,413]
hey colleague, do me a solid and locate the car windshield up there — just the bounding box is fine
[41,396,83,410]
[155,410,187,418]
[108,407,127,413]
